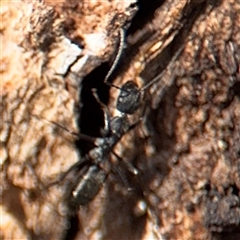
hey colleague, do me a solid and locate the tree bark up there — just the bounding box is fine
[1,0,240,240]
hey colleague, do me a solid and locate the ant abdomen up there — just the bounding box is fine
[70,165,107,207]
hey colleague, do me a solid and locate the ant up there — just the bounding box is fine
[56,28,185,210]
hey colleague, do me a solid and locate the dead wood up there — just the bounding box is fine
[1,0,240,239]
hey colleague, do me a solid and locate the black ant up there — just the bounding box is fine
[58,28,185,209]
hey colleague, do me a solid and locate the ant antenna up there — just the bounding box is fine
[104,28,126,90]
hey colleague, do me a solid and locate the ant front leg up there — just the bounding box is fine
[91,88,112,136]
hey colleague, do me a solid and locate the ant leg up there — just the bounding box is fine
[48,158,91,187]
[92,88,112,134]
[111,164,131,189]
[140,44,185,91]
[112,151,138,175]
[111,160,140,192]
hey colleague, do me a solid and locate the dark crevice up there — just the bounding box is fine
[65,63,111,240]
[62,214,80,240]
[232,81,240,99]
[127,0,164,35]
[75,62,110,156]
[230,184,240,197]
[141,0,209,84]
[213,232,240,240]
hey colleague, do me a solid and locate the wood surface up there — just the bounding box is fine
[1,0,240,239]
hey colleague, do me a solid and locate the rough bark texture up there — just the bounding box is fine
[1,0,240,240]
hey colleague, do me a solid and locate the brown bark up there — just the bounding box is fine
[1,0,240,240]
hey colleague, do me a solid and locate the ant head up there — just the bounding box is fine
[116,80,141,115]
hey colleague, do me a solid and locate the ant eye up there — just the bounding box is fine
[116,81,141,114]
